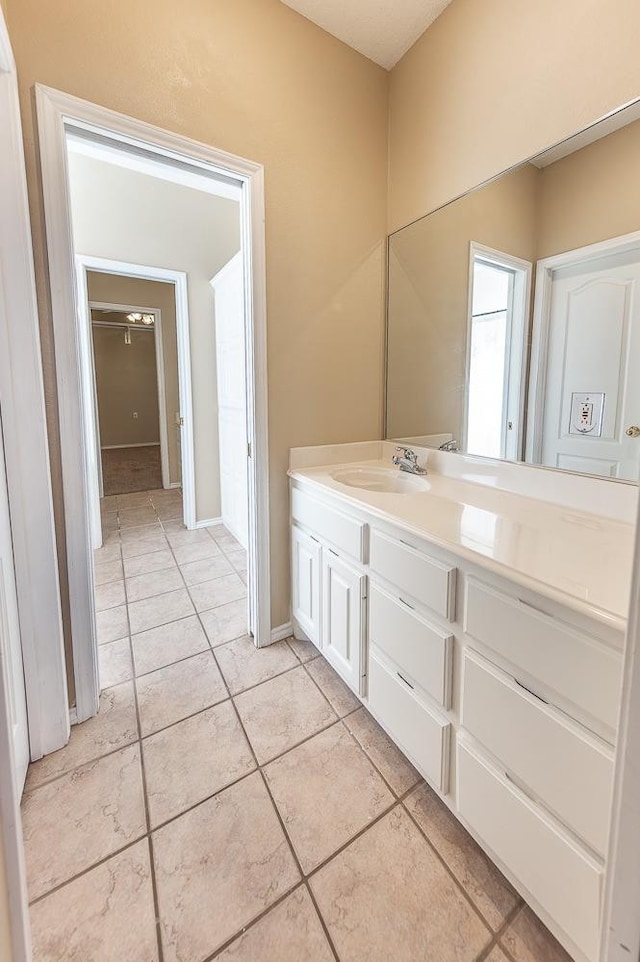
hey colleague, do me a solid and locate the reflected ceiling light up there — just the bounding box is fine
[126,312,154,325]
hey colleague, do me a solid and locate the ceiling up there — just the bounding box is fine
[279,0,454,69]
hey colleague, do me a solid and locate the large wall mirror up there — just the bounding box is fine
[386,100,640,482]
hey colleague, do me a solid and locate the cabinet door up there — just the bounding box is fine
[322,549,366,694]
[291,525,321,647]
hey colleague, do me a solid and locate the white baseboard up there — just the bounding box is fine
[69,707,78,726]
[166,482,182,489]
[193,516,223,529]
[101,442,160,450]
[271,622,293,643]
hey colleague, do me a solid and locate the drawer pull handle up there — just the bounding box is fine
[518,597,549,617]
[397,672,414,690]
[399,538,416,550]
[328,548,339,557]
[399,597,415,610]
[310,535,320,544]
[515,677,549,705]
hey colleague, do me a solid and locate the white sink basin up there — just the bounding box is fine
[331,466,430,494]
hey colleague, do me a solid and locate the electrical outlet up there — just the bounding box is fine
[132,411,138,419]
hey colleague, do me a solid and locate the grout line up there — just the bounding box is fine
[401,797,503,943]
[120,512,166,962]
[473,901,523,962]
[201,882,306,961]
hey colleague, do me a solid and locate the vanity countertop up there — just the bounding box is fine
[289,457,636,634]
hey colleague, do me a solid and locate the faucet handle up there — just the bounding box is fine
[395,445,417,462]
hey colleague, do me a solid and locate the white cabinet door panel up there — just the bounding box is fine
[291,525,321,647]
[321,550,366,694]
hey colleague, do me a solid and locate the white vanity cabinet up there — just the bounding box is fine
[289,473,626,962]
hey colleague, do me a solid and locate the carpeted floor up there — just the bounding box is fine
[101,445,163,495]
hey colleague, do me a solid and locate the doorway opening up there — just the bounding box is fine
[464,244,532,461]
[36,86,271,730]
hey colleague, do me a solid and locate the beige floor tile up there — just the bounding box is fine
[189,573,247,613]
[311,808,491,962]
[215,636,298,695]
[153,772,300,962]
[225,547,247,571]
[97,605,129,645]
[344,707,420,796]
[286,635,320,663]
[155,504,183,521]
[136,651,228,736]
[119,508,160,528]
[128,588,194,634]
[173,539,221,565]
[486,949,510,962]
[132,615,209,676]
[161,519,187,534]
[306,656,360,717]
[30,840,158,962]
[121,534,168,559]
[143,700,255,826]
[94,580,126,612]
[125,567,184,602]
[118,492,152,507]
[265,722,393,872]
[215,886,334,962]
[179,553,234,586]
[200,598,248,646]
[235,666,336,764]
[99,637,133,688]
[22,744,146,901]
[405,782,519,930]
[120,523,163,542]
[94,560,124,586]
[123,548,176,579]
[25,683,138,791]
[208,525,239,545]
[94,543,121,565]
[500,906,573,962]
[167,527,212,546]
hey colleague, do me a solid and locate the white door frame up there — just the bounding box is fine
[89,302,170,493]
[35,85,271,726]
[0,17,68,759]
[527,230,640,464]
[79,260,194,530]
[462,242,532,459]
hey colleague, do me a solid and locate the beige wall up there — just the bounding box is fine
[88,274,181,485]
[6,0,388,645]
[537,117,640,259]
[93,325,160,447]
[389,0,640,233]
[387,164,539,439]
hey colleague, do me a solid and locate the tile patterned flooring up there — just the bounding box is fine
[22,488,572,962]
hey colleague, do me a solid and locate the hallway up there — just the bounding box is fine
[17,495,568,962]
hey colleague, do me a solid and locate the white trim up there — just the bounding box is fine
[77,257,195,527]
[527,230,640,463]
[601,515,640,962]
[100,442,161,450]
[271,622,293,643]
[66,128,243,203]
[0,19,68,759]
[193,516,223,530]
[35,87,271,725]
[89,299,170,490]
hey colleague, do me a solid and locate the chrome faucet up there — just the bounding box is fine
[392,446,427,475]
[438,439,459,452]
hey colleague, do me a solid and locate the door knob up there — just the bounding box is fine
[626,425,640,437]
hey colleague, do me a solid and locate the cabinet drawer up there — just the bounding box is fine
[457,738,603,962]
[462,649,614,856]
[369,583,453,708]
[464,578,622,733]
[368,649,450,793]
[369,529,456,620]
[291,487,366,562]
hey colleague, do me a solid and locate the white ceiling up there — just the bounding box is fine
[279,0,454,69]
